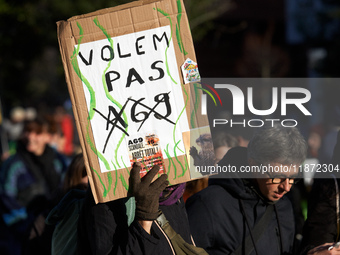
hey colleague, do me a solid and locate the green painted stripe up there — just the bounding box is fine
[155,8,177,85]
[178,155,188,177]
[119,174,129,191]
[175,0,187,55]
[111,161,119,196]
[173,140,186,177]
[122,156,130,176]
[93,17,128,169]
[71,22,96,120]
[190,82,200,128]
[164,144,176,181]
[86,119,110,169]
[172,82,189,155]
[92,167,110,197]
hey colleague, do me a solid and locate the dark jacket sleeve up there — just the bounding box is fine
[185,191,215,253]
[300,178,338,254]
[91,203,161,255]
[0,156,31,228]
[78,192,163,255]
[331,130,340,166]
[300,130,340,254]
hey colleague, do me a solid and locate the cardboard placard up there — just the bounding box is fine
[57,0,211,203]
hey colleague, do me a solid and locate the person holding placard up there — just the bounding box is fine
[77,162,207,255]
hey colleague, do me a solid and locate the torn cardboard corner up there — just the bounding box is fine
[57,0,213,203]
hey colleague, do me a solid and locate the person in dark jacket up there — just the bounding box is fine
[77,162,200,255]
[45,153,88,255]
[299,130,340,255]
[186,124,308,255]
[0,117,67,255]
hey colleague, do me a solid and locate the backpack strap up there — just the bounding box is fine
[233,201,274,255]
[156,211,209,255]
[125,197,136,226]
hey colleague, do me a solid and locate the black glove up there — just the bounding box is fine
[129,163,169,220]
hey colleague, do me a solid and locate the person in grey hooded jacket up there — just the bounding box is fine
[186,124,307,255]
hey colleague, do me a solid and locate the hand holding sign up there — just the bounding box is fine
[129,163,168,221]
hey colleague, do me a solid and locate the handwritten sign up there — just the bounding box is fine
[58,0,212,203]
[76,25,189,173]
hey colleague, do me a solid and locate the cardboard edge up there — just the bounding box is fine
[57,0,211,203]
[66,0,160,22]
[57,20,102,203]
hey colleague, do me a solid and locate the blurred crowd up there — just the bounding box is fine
[0,105,80,164]
[0,104,84,254]
[0,104,340,255]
